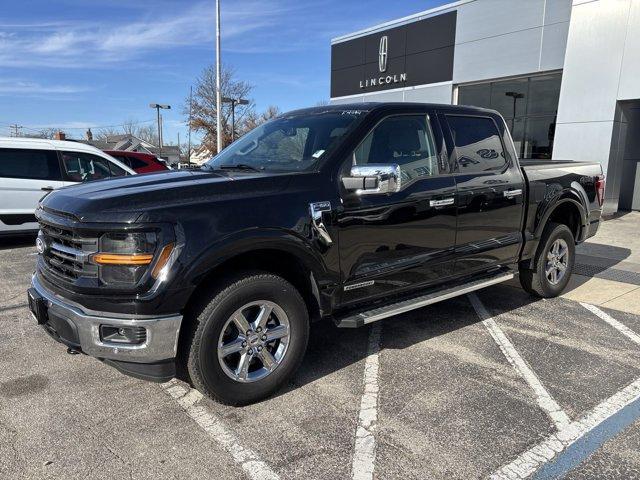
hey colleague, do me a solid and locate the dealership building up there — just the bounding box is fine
[330,0,640,212]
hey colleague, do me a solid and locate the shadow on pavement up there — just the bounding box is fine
[577,242,632,264]
[0,233,36,251]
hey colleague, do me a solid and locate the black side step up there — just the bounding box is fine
[335,272,515,328]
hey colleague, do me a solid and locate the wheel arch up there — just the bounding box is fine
[179,230,332,333]
[522,192,587,269]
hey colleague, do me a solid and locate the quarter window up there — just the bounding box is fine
[353,115,440,184]
[446,115,507,173]
[0,148,62,180]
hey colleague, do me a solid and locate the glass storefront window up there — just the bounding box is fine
[490,79,527,120]
[523,116,556,160]
[457,73,561,160]
[458,83,491,110]
[527,75,561,116]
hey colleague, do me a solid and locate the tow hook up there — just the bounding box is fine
[67,347,81,355]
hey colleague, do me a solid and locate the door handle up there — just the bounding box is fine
[503,189,523,199]
[41,186,55,192]
[429,198,455,207]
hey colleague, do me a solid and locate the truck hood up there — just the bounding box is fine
[40,169,293,223]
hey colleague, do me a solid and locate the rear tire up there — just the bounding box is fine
[185,272,309,405]
[520,222,575,298]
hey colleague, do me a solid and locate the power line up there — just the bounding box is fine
[9,124,22,137]
[0,118,157,133]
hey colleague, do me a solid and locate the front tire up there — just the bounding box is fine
[186,272,309,405]
[520,222,575,298]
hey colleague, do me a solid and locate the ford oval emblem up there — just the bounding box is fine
[35,237,45,255]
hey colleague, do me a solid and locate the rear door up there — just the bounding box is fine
[442,113,525,274]
[0,148,66,232]
[336,110,458,304]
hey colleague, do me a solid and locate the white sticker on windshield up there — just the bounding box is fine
[312,150,325,159]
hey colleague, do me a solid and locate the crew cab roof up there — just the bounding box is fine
[283,102,501,119]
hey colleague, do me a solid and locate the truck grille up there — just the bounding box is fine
[40,223,99,283]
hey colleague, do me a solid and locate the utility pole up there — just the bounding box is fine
[150,103,171,159]
[9,124,22,137]
[188,86,193,167]
[215,0,222,153]
[177,132,181,165]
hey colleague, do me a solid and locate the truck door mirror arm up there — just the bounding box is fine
[342,164,402,195]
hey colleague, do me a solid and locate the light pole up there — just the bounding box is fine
[222,97,249,142]
[215,0,222,153]
[150,103,171,158]
[504,91,524,130]
[187,86,193,167]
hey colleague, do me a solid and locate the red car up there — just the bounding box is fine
[105,151,169,174]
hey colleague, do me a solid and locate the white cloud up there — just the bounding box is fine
[0,0,350,68]
[0,79,92,95]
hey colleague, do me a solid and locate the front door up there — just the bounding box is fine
[336,112,457,305]
[442,113,525,274]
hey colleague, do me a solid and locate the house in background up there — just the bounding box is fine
[82,130,181,166]
[189,143,215,166]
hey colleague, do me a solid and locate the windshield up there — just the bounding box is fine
[203,110,367,173]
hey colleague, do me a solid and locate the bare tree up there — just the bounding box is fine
[96,127,120,141]
[243,105,281,132]
[185,65,283,153]
[184,65,254,153]
[96,120,159,146]
[121,119,159,145]
[36,128,65,139]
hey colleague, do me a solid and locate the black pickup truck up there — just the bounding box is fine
[29,103,605,405]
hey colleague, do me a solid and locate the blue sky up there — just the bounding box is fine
[0,0,448,144]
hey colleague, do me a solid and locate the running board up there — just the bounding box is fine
[335,272,515,328]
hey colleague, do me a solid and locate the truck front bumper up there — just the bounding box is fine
[29,274,182,382]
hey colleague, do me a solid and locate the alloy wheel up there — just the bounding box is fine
[545,238,569,285]
[217,300,290,383]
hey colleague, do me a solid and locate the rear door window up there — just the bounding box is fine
[0,148,62,180]
[127,156,149,170]
[61,152,115,182]
[446,115,507,173]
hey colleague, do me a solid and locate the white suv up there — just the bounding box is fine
[0,137,135,235]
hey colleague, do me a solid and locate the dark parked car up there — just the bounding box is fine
[105,150,169,174]
[29,103,604,405]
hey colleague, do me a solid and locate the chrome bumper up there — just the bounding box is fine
[31,274,182,363]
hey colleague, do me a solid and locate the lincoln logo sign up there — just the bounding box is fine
[359,35,407,89]
[379,36,388,72]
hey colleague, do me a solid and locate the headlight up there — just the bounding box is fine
[92,232,157,286]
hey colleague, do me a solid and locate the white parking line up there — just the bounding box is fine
[580,302,640,346]
[161,380,280,480]
[351,322,382,480]
[491,377,640,479]
[468,293,571,429]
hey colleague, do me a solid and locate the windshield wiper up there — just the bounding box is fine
[218,163,262,172]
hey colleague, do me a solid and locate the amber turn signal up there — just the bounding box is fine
[92,253,154,265]
[151,243,175,279]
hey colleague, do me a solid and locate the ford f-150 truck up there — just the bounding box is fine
[28,103,605,405]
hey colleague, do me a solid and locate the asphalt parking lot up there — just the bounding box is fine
[2,217,640,479]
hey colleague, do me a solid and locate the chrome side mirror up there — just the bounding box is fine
[342,164,401,195]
